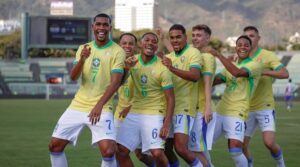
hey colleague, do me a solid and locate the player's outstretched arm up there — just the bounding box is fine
[88,72,123,125]
[160,88,175,140]
[262,67,289,79]
[203,47,249,78]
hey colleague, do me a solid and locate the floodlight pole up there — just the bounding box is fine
[21,12,29,62]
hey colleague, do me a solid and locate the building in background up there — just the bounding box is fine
[115,0,158,32]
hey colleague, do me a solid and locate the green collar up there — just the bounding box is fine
[138,54,157,66]
[250,47,262,60]
[238,57,252,66]
[93,40,113,50]
[175,44,189,57]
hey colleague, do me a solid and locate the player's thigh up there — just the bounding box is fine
[256,109,276,132]
[140,115,165,153]
[88,111,116,145]
[188,112,206,152]
[52,108,86,146]
[223,116,245,142]
[212,113,223,144]
[173,113,195,135]
[244,111,258,137]
[116,113,141,152]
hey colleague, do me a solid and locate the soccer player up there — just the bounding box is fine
[162,24,204,167]
[115,33,155,166]
[48,13,125,167]
[285,78,294,111]
[116,32,175,167]
[207,35,262,167]
[189,24,217,167]
[242,26,289,167]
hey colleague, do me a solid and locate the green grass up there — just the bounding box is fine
[0,99,299,167]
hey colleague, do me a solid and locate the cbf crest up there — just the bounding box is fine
[180,56,185,63]
[92,58,100,68]
[141,74,148,84]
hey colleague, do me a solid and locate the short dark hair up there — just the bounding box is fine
[192,24,212,36]
[169,24,186,35]
[243,26,259,34]
[93,13,111,24]
[141,32,159,42]
[119,33,137,43]
[236,35,252,46]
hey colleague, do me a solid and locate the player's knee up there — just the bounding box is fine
[263,139,276,149]
[174,143,187,156]
[150,149,164,159]
[101,146,115,157]
[48,141,64,152]
[134,150,144,161]
[117,144,130,157]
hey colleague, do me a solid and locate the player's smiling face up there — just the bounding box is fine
[235,37,252,60]
[169,29,187,52]
[141,34,158,57]
[119,35,136,58]
[192,30,209,49]
[92,17,111,43]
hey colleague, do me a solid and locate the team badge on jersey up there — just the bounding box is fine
[180,56,185,63]
[141,74,148,84]
[92,58,100,68]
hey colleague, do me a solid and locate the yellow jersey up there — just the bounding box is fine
[130,55,174,116]
[166,45,202,117]
[69,40,125,113]
[249,48,285,112]
[216,58,262,121]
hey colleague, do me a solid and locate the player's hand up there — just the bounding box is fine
[155,27,164,40]
[88,104,102,125]
[80,44,91,61]
[204,108,213,123]
[161,56,172,69]
[119,106,131,118]
[125,56,138,69]
[202,46,220,57]
[160,122,171,140]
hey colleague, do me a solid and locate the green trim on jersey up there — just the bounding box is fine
[217,73,226,82]
[138,54,158,66]
[248,77,254,97]
[238,57,252,65]
[189,64,201,69]
[175,44,189,57]
[111,69,124,74]
[242,67,252,77]
[93,40,113,50]
[275,64,284,71]
[202,72,213,76]
[251,47,262,60]
[162,84,174,90]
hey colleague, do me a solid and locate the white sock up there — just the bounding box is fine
[271,150,285,167]
[229,148,247,167]
[50,152,68,167]
[204,151,214,167]
[101,156,117,167]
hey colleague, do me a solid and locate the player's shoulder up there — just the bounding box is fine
[187,45,201,55]
[259,48,276,58]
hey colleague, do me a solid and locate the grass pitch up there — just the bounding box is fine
[0,99,299,167]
